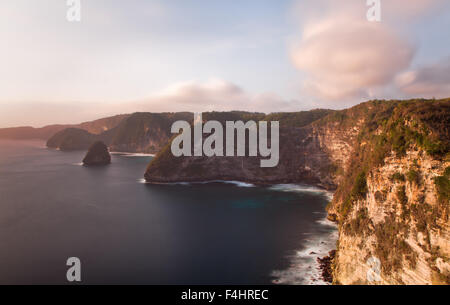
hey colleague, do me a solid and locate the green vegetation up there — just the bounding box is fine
[406,169,420,184]
[46,128,98,151]
[352,171,368,199]
[396,185,407,205]
[391,172,405,182]
[374,190,387,203]
[265,109,334,128]
[434,166,450,204]
[343,208,372,236]
[339,171,367,218]
[374,213,417,274]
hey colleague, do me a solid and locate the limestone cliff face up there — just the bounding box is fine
[327,99,450,285]
[334,149,449,284]
[145,110,337,188]
[145,125,340,190]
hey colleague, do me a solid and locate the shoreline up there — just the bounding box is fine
[271,216,338,285]
[110,151,156,157]
[143,177,336,192]
[317,250,336,284]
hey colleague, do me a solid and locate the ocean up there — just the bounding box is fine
[0,140,336,285]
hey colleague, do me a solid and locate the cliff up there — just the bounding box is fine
[144,98,450,285]
[0,114,129,140]
[144,110,336,188]
[46,128,99,151]
[45,112,194,152]
[326,99,450,285]
[108,112,193,153]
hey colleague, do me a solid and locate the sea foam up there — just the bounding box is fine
[270,185,337,285]
[111,152,155,157]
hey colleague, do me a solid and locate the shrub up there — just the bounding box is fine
[391,172,405,182]
[407,169,420,184]
[374,190,387,203]
[396,185,408,205]
[352,171,368,199]
[434,175,450,204]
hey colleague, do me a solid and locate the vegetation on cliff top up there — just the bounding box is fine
[46,128,98,151]
[330,98,450,219]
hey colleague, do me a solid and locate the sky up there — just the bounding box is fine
[0,0,449,127]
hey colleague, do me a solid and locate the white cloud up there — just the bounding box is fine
[136,79,296,113]
[292,17,414,100]
[0,78,301,127]
[396,57,450,98]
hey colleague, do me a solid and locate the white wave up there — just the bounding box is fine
[111,152,155,157]
[268,184,334,201]
[221,181,255,188]
[163,180,256,188]
[316,217,337,228]
[271,216,338,285]
[71,162,84,166]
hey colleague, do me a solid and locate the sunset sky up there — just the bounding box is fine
[0,0,449,127]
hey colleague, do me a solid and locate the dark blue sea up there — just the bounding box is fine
[0,140,336,285]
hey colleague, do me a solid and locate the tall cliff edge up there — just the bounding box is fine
[145,98,450,284]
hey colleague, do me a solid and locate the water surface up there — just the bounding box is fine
[0,140,335,284]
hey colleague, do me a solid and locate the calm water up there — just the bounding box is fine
[0,140,335,285]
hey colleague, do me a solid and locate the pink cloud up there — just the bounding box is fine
[396,58,450,98]
[292,17,414,100]
[290,0,445,101]
[136,79,296,113]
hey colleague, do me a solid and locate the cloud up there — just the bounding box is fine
[382,0,447,21]
[396,57,450,98]
[290,0,445,101]
[292,17,414,100]
[0,78,301,128]
[136,79,297,113]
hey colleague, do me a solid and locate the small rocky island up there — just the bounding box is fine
[82,141,111,166]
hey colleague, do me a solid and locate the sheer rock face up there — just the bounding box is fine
[82,141,111,166]
[144,126,343,190]
[334,149,449,285]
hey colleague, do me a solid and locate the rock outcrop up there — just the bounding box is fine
[82,141,111,166]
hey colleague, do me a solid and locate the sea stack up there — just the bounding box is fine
[82,141,111,166]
